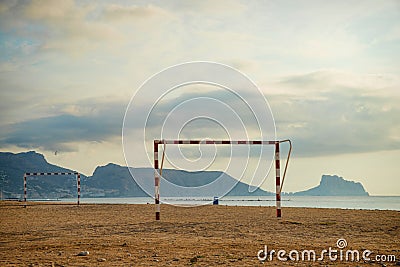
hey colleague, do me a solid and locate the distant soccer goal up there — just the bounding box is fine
[23,172,81,206]
[153,139,292,220]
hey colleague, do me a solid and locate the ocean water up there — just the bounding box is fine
[59,196,400,211]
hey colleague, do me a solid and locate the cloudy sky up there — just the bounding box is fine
[0,0,399,195]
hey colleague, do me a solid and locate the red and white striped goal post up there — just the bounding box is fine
[153,139,292,220]
[23,172,81,206]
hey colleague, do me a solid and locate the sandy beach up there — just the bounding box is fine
[0,202,399,266]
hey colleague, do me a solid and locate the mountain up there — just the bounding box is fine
[84,163,148,197]
[292,175,369,196]
[0,151,87,199]
[74,164,274,197]
[89,166,274,197]
[0,151,369,199]
[0,151,273,198]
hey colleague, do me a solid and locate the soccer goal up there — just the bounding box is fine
[153,139,292,220]
[23,172,81,206]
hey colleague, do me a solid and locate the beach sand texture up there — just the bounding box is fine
[0,202,399,266]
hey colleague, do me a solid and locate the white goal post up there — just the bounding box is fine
[23,172,81,206]
[153,139,292,220]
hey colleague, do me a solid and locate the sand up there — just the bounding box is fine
[0,201,399,266]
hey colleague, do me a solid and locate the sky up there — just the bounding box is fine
[0,0,399,195]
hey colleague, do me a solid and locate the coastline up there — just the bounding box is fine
[22,195,400,211]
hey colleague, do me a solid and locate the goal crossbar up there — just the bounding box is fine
[23,172,81,206]
[153,139,292,220]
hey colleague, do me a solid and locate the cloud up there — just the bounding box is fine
[124,83,275,141]
[100,4,174,21]
[279,70,400,93]
[169,0,246,16]
[3,70,397,159]
[0,98,126,152]
[269,71,400,157]
[0,0,399,164]
[0,1,117,55]
[117,72,400,159]
[0,1,175,56]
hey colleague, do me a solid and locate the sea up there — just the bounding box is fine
[56,196,400,211]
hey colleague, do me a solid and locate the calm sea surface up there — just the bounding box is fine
[58,196,400,211]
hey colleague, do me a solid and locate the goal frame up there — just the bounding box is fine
[153,139,291,220]
[23,172,81,206]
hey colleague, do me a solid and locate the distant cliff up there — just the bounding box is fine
[293,175,369,196]
[0,151,369,198]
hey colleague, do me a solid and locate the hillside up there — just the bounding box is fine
[293,175,369,196]
[0,151,87,199]
[0,151,273,198]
